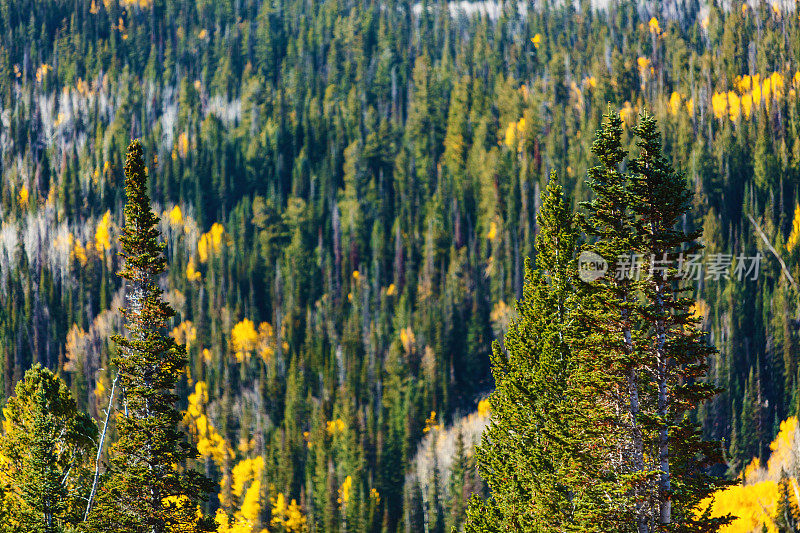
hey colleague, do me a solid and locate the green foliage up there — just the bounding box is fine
[0,364,97,533]
[87,141,215,533]
[0,1,798,531]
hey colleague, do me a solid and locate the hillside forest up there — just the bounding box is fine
[2,0,800,531]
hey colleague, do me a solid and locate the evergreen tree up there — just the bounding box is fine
[628,112,732,530]
[774,470,800,532]
[0,364,97,533]
[579,111,733,531]
[87,140,216,532]
[464,175,607,532]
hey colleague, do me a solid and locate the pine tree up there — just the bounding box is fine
[628,112,732,530]
[578,110,646,530]
[578,111,733,531]
[464,175,606,532]
[0,364,97,533]
[87,140,216,532]
[774,470,800,532]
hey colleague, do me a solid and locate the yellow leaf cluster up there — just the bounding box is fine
[338,475,353,506]
[171,321,197,350]
[271,493,308,532]
[198,222,227,263]
[326,418,346,436]
[186,259,202,282]
[699,481,779,532]
[701,417,800,532]
[17,186,28,208]
[385,283,397,296]
[69,233,88,266]
[231,319,276,363]
[787,204,800,252]
[711,92,728,120]
[707,71,799,123]
[503,117,526,151]
[669,92,682,115]
[648,17,661,35]
[94,210,112,252]
[423,411,442,434]
[168,205,183,227]
[35,63,52,83]
[477,398,491,418]
[531,34,542,48]
[177,131,190,158]
[184,382,233,467]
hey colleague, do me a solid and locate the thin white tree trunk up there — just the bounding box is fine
[85,373,119,521]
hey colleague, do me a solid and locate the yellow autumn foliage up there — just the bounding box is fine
[531,34,542,48]
[95,210,112,252]
[727,91,740,121]
[171,321,197,350]
[69,233,88,266]
[699,481,779,532]
[186,259,202,282]
[423,411,442,434]
[400,327,415,353]
[326,418,346,436]
[177,131,190,157]
[669,92,682,115]
[17,186,28,208]
[712,92,728,120]
[648,17,661,35]
[338,475,353,506]
[184,382,234,468]
[477,398,491,417]
[169,205,184,227]
[702,417,800,532]
[271,493,308,532]
[231,319,276,363]
[787,204,800,252]
[487,220,498,240]
[35,63,52,83]
[198,222,227,263]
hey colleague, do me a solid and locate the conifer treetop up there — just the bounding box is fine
[119,139,166,282]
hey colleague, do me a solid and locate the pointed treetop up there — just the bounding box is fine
[119,139,166,280]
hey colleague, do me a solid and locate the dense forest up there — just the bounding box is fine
[1,0,800,531]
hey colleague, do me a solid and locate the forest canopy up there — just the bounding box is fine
[0,0,799,531]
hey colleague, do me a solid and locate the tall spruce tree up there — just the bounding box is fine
[464,175,611,532]
[87,140,216,532]
[628,112,732,530]
[580,111,732,531]
[578,109,647,531]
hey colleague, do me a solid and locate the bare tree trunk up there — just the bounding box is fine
[85,373,119,521]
